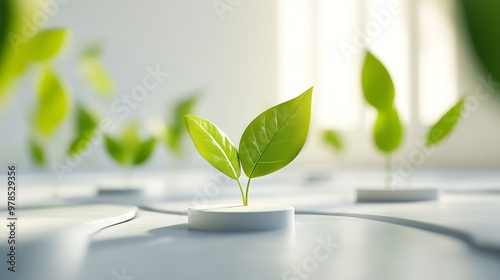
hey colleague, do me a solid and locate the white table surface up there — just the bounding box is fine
[1,168,499,280]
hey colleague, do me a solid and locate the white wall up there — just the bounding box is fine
[0,0,280,174]
[0,0,499,177]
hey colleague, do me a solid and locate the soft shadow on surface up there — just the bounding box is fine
[91,221,292,250]
[148,223,294,237]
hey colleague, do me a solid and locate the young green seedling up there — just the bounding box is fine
[426,98,465,147]
[104,123,157,168]
[185,87,313,206]
[361,50,403,189]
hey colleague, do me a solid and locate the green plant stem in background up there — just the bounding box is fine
[385,154,392,190]
[361,50,403,189]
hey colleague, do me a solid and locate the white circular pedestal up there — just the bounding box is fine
[97,187,144,196]
[356,188,439,202]
[188,204,294,231]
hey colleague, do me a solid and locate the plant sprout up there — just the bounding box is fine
[104,123,157,167]
[361,51,403,189]
[185,87,313,206]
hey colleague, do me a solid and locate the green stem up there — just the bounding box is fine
[385,154,393,190]
[244,178,252,206]
[236,179,246,206]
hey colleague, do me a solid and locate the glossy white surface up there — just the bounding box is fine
[1,169,499,280]
[0,205,137,280]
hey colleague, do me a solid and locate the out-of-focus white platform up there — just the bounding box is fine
[0,168,499,280]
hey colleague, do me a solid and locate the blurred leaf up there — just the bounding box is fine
[0,0,13,68]
[426,98,465,146]
[26,29,70,61]
[166,94,198,152]
[29,138,46,166]
[185,115,240,180]
[121,123,141,162]
[165,125,178,151]
[0,0,27,102]
[34,66,69,136]
[133,138,156,165]
[104,135,126,165]
[323,130,343,152]
[105,123,156,166]
[374,108,403,153]
[0,1,55,102]
[76,105,97,132]
[239,87,312,178]
[361,51,395,111]
[80,43,115,97]
[460,0,500,93]
[67,105,98,155]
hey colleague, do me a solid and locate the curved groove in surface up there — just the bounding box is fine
[296,210,500,255]
[90,206,139,235]
[138,205,500,254]
[139,205,187,216]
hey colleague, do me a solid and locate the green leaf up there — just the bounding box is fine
[374,108,403,153]
[26,29,70,61]
[361,51,395,111]
[426,98,465,146]
[323,130,343,152]
[121,123,141,162]
[239,87,313,178]
[460,0,500,95]
[29,138,46,166]
[0,0,13,68]
[166,95,198,152]
[105,124,157,166]
[80,44,115,97]
[185,115,240,180]
[133,138,156,165]
[34,66,69,136]
[67,105,98,155]
[104,135,127,165]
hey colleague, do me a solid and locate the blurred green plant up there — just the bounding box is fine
[361,51,403,189]
[322,129,343,152]
[426,98,465,147]
[33,66,70,136]
[0,0,70,104]
[186,87,313,206]
[165,94,198,154]
[26,29,70,62]
[80,43,115,97]
[0,0,13,73]
[67,105,98,156]
[460,0,500,94]
[29,138,46,166]
[104,123,157,167]
[27,30,72,167]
